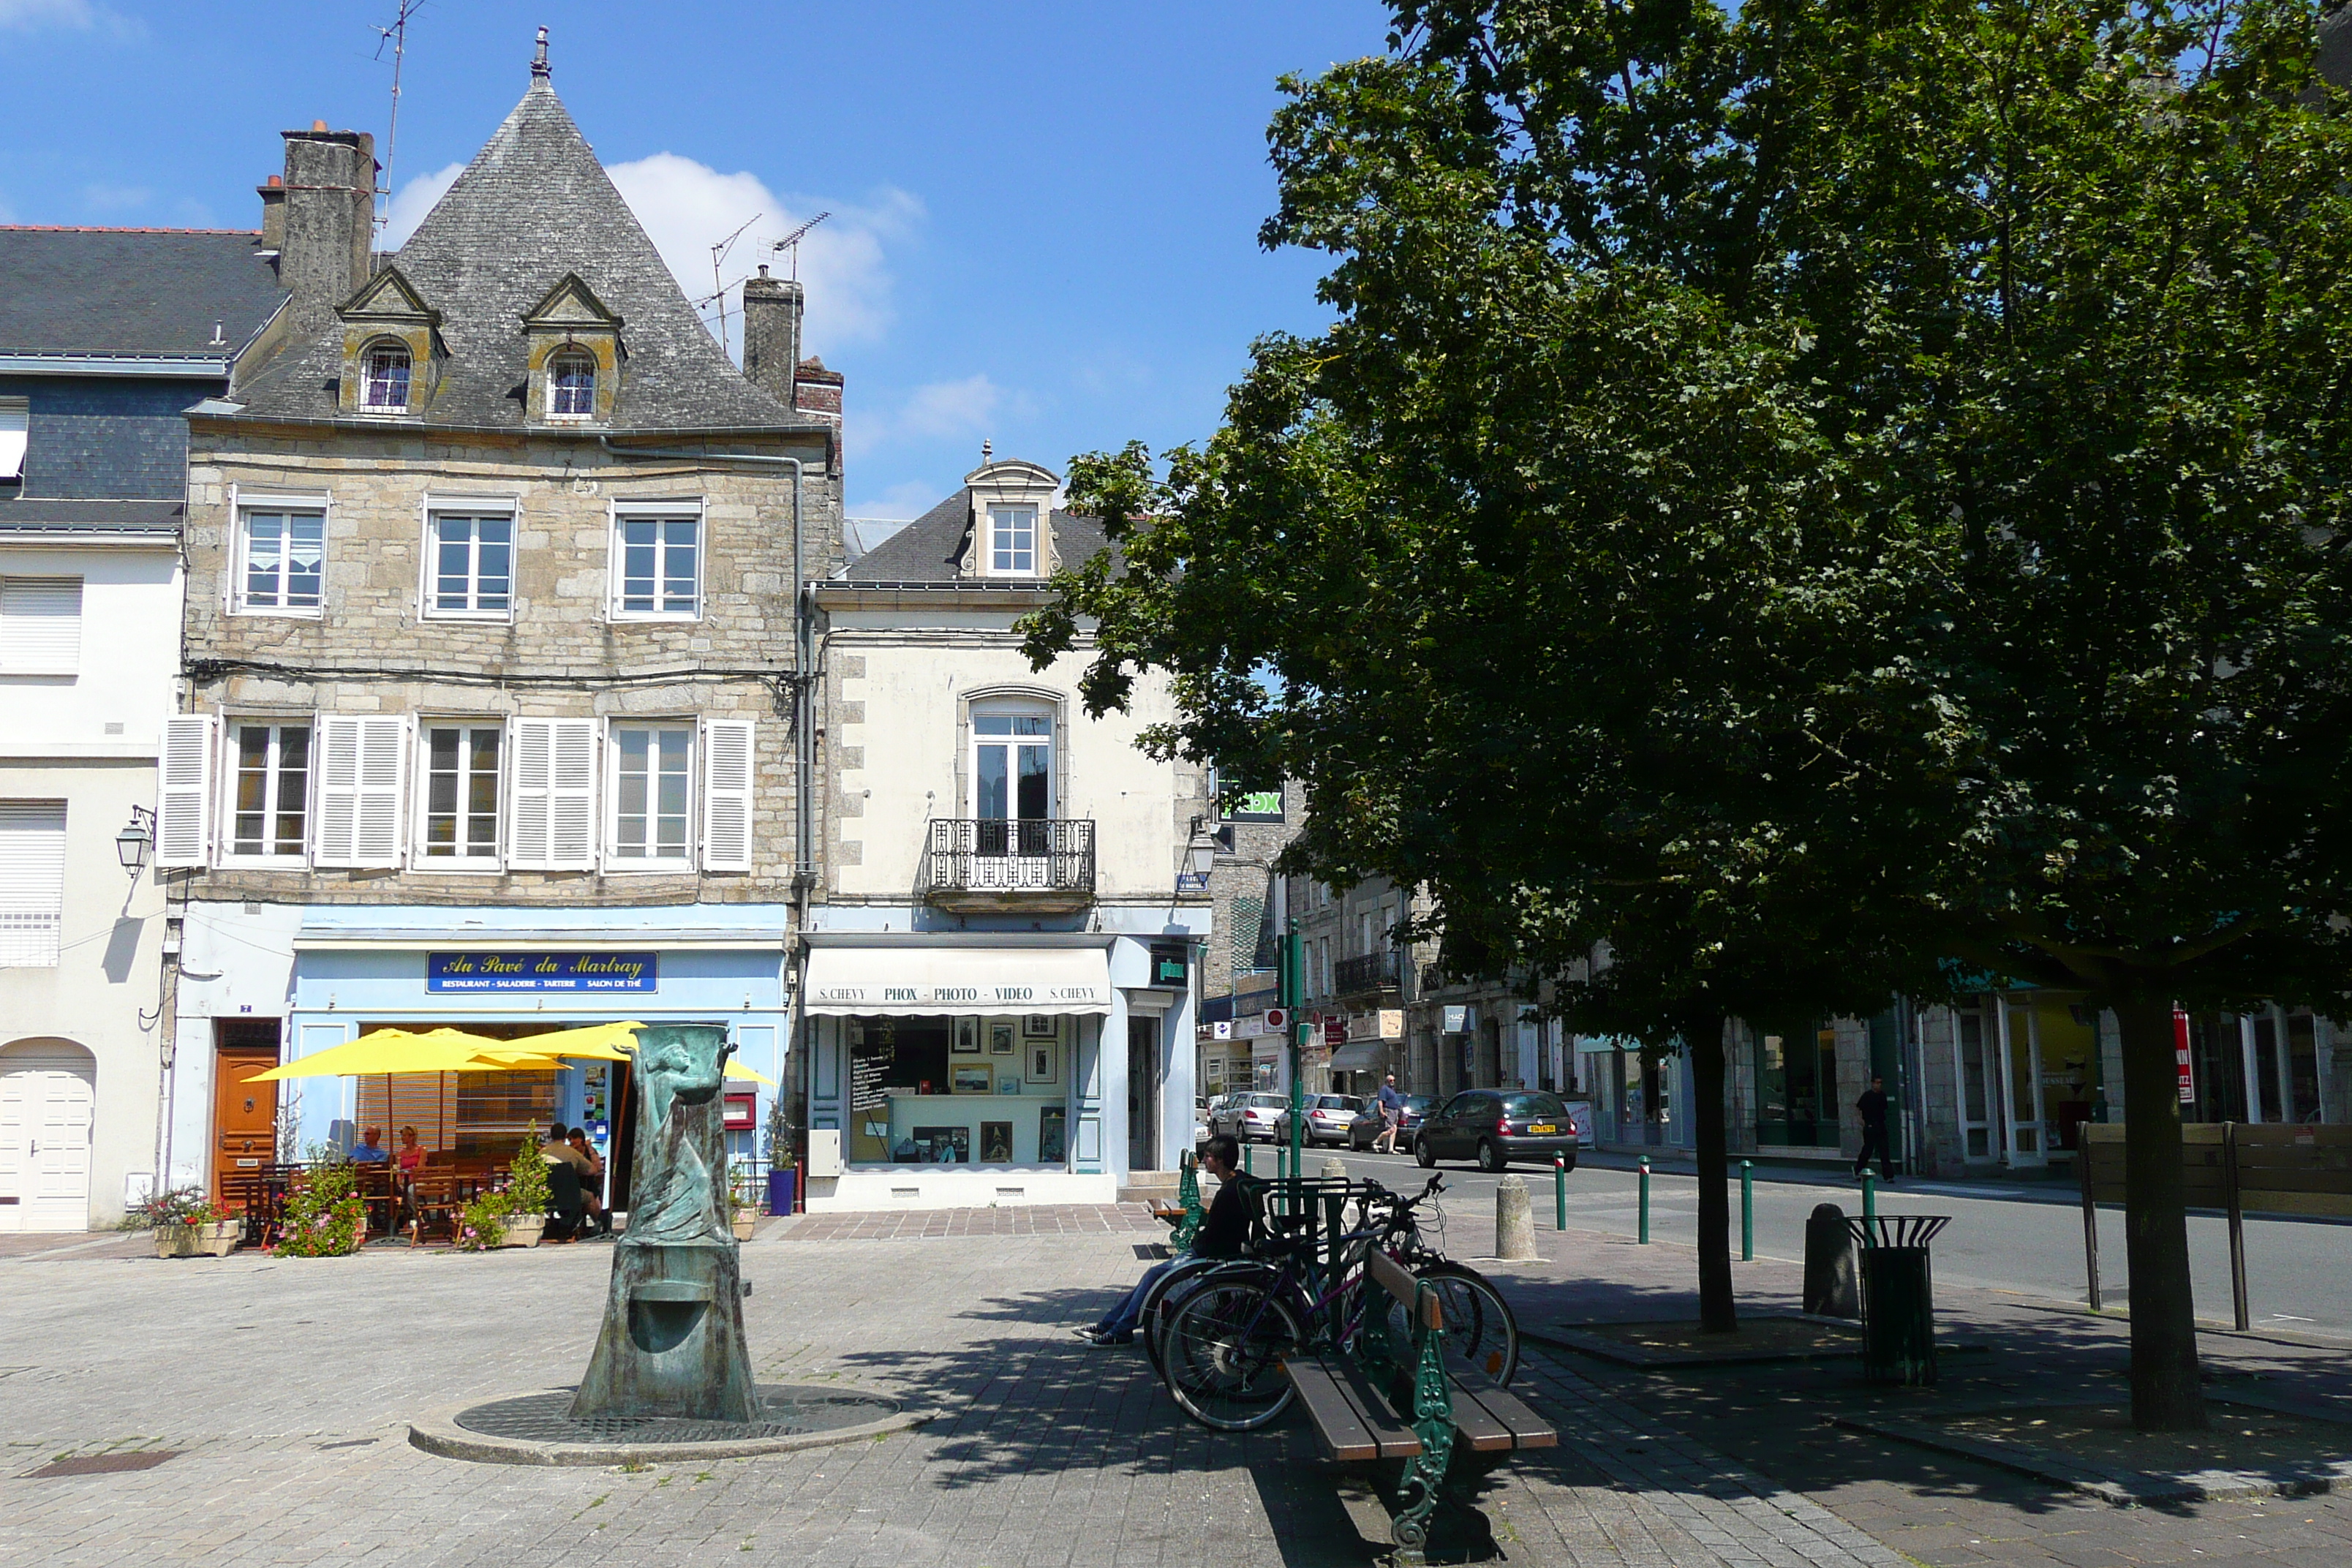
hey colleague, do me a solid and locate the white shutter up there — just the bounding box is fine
[154,714,216,867]
[0,577,82,675]
[0,803,67,967]
[508,717,598,870]
[0,399,25,482]
[314,715,407,868]
[701,717,755,872]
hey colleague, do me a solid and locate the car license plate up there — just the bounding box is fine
[1529,1123,1556,1134]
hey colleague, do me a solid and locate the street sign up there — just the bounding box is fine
[1324,1016,1346,1048]
[2173,1006,2195,1104]
[1264,1006,1287,1031]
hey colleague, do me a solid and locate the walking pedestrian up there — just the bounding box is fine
[1373,1072,1406,1154]
[1854,1075,1893,1181]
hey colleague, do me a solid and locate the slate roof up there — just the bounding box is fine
[0,498,181,535]
[0,229,283,358]
[837,487,1114,584]
[232,77,799,434]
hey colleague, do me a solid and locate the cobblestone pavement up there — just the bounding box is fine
[0,1203,2344,1567]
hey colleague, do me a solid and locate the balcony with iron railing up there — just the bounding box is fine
[923,818,1097,912]
[1333,949,1406,999]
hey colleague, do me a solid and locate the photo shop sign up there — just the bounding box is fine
[426,952,658,992]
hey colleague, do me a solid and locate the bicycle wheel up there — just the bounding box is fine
[1161,1277,1304,1431]
[1399,1261,1521,1387]
[1139,1256,1239,1379]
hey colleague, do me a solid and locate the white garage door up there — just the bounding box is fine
[0,1052,96,1232]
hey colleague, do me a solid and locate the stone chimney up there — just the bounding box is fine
[794,357,844,426]
[275,121,377,331]
[256,173,285,252]
[741,264,803,407]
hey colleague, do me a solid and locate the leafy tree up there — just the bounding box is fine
[1030,0,2352,1429]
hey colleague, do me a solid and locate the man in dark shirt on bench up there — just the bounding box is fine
[1077,1132,1248,1346]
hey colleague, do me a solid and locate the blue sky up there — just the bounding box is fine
[0,0,1390,519]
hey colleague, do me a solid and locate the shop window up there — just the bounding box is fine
[843,1014,1067,1166]
[608,722,693,867]
[229,722,311,859]
[1753,1026,1835,1148]
[428,511,513,617]
[236,507,325,614]
[421,723,501,865]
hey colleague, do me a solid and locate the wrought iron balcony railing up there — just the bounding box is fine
[925,818,1096,900]
[1333,950,1405,997]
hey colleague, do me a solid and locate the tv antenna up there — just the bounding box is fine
[695,213,764,361]
[771,211,832,280]
[371,0,426,234]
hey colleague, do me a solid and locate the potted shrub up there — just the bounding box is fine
[144,1188,238,1259]
[274,1159,364,1258]
[726,1157,758,1241]
[500,1134,551,1248]
[456,1188,510,1251]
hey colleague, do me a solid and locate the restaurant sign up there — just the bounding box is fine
[426,952,658,992]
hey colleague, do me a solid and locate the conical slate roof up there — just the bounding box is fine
[233,75,797,432]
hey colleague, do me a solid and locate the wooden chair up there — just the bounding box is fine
[407,1172,462,1247]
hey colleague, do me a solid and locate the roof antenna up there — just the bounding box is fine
[769,211,832,282]
[370,0,425,235]
[532,24,551,79]
[696,212,762,362]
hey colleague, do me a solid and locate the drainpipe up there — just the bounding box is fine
[601,437,817,1194]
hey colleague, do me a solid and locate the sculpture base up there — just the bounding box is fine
[570,1240,756,1423]
[410,1383,932,1466]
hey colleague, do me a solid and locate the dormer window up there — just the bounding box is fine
[549,353,596,418]
[361,342,412,412]
[990,504,1038,576]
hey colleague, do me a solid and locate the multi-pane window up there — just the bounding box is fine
[990,504,1037,574]
[609,723,693,863]
[423,725,501,862]
[430,513,513,614]
[239,509,324,611]
[614,514,700,617]
[231,723,311,858]
[550,355,595,417]
[361,344,412,411]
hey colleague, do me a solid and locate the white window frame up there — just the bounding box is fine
[608,500,704,622]
[0,396,27,483]
[358,339,412,414]
[968,702,1056,823]
[219,716,317,866]
[230,489,330,618]
[605,719,697,870]
[987,503,1039,576]
[419,497,519,621]
[547,353,597,421]
[0,576,82,676]
[413,717,507,872]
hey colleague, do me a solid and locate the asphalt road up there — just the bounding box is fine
[1237,1141,2352,1336]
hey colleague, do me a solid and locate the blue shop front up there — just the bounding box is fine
[268,905,788,1194]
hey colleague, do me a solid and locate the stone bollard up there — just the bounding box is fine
[1320,1156,1351,1182]
[1495,1175,1539,1260]
[1803,1202,1861,1319]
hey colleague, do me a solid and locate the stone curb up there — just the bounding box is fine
[1833,1395,2352,1505]
[407,1384,936,1467]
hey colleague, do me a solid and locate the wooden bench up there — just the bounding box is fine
[1281,1250,1555,1564]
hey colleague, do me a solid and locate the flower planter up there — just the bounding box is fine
[154,1219,239,1259]
[500,1214,546,1249]
[731,1211,758,1242]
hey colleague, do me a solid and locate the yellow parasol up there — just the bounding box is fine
[241,1026,549,1082]
[519,1021,777,1083]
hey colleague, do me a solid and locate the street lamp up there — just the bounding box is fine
[116,805,155,873]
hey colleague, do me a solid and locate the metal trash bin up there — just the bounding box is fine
[1844,1214,1950,1385]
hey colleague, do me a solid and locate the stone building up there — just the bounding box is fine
[1192,778,1297,1098]
[159,48,843,1200]
[1,225,283,1226]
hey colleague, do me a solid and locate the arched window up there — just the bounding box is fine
[970,701,1055,857]
[360,342,411,412]
[549,353,596,417]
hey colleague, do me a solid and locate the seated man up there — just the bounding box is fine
[349,1128,391,1164]
[1077,1132,1250,1346]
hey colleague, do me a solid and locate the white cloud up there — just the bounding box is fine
[605,153,919,361]
[895,375,1009,442]
[0,1,142,39]
[380,162,464,249]
[82,181,149,212]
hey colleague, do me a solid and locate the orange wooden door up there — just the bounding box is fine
[213,1040,279,1194]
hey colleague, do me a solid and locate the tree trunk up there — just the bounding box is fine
[2113,996,2206,1431]
[1689,1016,1737,1334]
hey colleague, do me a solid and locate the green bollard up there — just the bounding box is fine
[1862,1169,1877,1222]
[1554,1153,1568,1231]
[1243,1141,1254,1177]
[1637,1156,1651,1245]
[1741,1159,1754,1262]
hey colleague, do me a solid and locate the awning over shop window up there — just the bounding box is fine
[1327,1043,1383,1071]
[802,945,1113,1017]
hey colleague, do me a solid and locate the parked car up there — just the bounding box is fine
[1194,1097,1212,1150]
[1276,1093,1366,1148]
[1210,1092,1290,1143]
[1344,1093,1437,1150]
[1413,1090,1580,1172]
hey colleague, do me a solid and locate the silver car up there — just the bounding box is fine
[1283,1093,1368,1148]
[1211,1092,1289,1143]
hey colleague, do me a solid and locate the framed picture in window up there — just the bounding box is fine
[1022,1014,1058,1040]
[1026,1042,1058,1087]
[953,1018,980,1055]
[990,1022,1016,1056]
[951,1064,993,1096]
[1038,1105,1067,1163]
[980,1120,1013,1163]
[912,1126,970,1164]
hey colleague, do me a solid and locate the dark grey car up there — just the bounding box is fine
[1344,1093,1436,1150]
[1414,1090,1580,1172]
